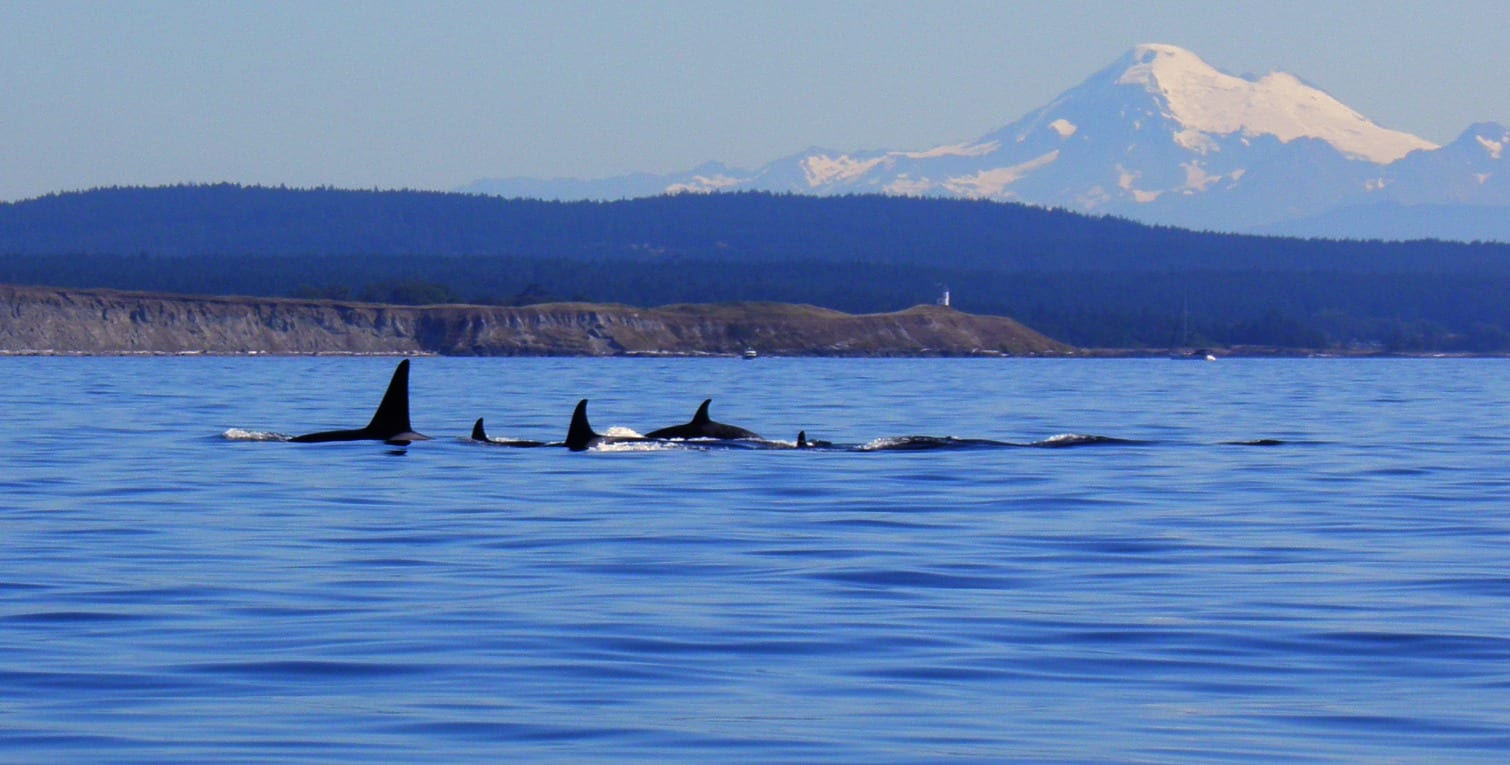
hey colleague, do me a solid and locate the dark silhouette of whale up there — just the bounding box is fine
[856,435,1015,451]
[643,399,761,441]
[796,431,832,449]
[470,417,549,447]
[289,359,429,445]
[566,399,653,452]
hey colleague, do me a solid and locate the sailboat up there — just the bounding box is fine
[1169,303,1217,361]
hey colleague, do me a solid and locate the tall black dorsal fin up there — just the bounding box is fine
[692,399,713,425]
[471,417,488,441]
[797,430,809,448]
[363,359,413,437]
[290,358,425,443]
[566,399,598,451]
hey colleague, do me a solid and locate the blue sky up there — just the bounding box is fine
[1,0,1505,202]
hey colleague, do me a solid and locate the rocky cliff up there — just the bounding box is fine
[0,285,1072,356]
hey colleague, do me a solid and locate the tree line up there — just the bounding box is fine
[2,185,1507,350]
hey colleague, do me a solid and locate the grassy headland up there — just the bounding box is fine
[0,284,1071,356]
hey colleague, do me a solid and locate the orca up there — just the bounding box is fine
[643,399,761,441]
[796,431,833,449]
[856,435,1015,451]
[470,417,549,447]
[289,359,429,445]
[566,399,651,452]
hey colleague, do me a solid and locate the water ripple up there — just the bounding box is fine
[2,357,1509,764]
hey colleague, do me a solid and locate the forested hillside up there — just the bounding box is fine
[3,185,1507,350]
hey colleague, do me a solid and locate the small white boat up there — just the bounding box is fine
[742,347,758,360]
[1171,348,1217,361]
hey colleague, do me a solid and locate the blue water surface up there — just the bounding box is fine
[2,356,1508,763]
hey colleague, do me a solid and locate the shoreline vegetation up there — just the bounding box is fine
[4,187,1508,354]
[2,284,1499,358]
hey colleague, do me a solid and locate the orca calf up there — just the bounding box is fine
[856,435,1016,451]
[796,431,833,449]
[643,399,761,441]
[566,399,652,452]
[289,359,429,445]
[470,417,549,447]
[1027,434,1144,448]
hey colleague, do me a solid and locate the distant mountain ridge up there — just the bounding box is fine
[463,44,1508,242]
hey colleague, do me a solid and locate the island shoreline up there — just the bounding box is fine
[4,284,1504,358]
[0,284,1071,358]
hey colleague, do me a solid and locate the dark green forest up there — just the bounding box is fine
[2,184,1507,350]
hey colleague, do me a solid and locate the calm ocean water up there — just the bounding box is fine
[2,356,1508,763]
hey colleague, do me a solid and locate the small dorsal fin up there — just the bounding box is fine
[692,399,713,425]
[566,399,598,451]
[797,430,808,448]
[363,359,413,437]
[471,417,488,441]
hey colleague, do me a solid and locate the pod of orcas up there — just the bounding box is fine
[286,359,1283,451]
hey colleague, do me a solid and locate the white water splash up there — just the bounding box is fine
[222,428,289,442]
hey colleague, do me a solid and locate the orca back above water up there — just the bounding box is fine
[643,399,761,441]
[289,359,429,445]
[796,431,833,449]
[856,435,1015,451]
[470,417,549,447]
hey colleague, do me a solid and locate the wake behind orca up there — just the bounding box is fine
[470,417,550,447]
[566,399,655,452]
[289,359,429,446]
[856,435,1016,451]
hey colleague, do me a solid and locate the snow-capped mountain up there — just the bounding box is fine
[463,44,1507,241]
[1255,122,1510,240]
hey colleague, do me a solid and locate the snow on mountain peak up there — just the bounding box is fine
[1116,43,1437,164]
[1478,135,1504,160]
[1463,123,1507,160]
[463,45,1504,241]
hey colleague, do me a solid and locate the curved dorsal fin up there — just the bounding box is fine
[692,399,712,425]
[566,399,598,451]
[797,430,808,448]
[363,359,413,437]
[471,417,488,441]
